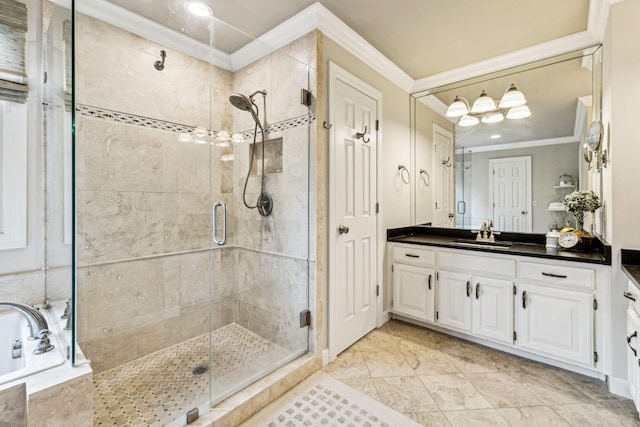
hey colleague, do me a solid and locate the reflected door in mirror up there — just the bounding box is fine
[490,156,532,232]
[433,125,454,227]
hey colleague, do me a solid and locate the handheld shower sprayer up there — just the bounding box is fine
[229,90,273,217]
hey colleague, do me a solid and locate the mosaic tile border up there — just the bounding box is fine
[76,104,315,139]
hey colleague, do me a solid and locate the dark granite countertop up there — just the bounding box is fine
[388,226,611,266]
[622,249,640,288]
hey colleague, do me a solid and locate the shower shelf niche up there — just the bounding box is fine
[250,137,283,175]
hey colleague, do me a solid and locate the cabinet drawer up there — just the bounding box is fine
[392,245,436,266]
[519,262,594,290]
[438,251,515,278]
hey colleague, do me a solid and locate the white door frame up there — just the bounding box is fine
[328,62,383,362]
[488,156,532,232]
[432,124,454,227]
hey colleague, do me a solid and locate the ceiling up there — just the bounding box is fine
[100,0,600,146]
[105,0,591,81]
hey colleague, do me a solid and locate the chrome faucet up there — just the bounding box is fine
[0,301,50,339]
[472,220,501,242]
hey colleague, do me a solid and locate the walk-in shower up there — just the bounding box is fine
[229,90,273,217]
[73,3,312,425]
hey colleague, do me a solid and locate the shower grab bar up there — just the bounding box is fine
[213,201,226,245]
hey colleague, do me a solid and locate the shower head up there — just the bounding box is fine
[229,93,252,112]
[229,92,264,129]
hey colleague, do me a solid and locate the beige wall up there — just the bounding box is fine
[600,0,640,384]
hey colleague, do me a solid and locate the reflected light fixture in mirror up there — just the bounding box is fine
[446,84,530,126]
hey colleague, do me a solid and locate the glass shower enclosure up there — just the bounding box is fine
[73,1,312,424]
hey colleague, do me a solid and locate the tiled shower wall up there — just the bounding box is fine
[75,15,316,372]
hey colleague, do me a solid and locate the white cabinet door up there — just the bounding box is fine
[472,276,513,345]
[392,263,435,323]
[627,308,640,412]
[518,283,592,365]
[437,270,472,333]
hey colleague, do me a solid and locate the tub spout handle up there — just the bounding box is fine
[34,330,55,355]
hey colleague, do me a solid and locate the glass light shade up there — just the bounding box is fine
[216,130,230,141]
[193,136,209,144]
[499,84,527,108]
[446,96,470,117]
[470,90,497,113]
[193,126,207,137]
[506,105,531,119]
[178,132,193,143]
[458,115,479,127]
[481,112,504,124]
[231,133,244,143]
[185,1,213,17]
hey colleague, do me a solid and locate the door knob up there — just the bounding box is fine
[338,225,350,235]
[521,211,527,215]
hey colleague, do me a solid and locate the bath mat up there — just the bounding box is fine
[240,371,422,427]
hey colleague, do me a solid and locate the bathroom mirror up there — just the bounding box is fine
[411,45,601,234]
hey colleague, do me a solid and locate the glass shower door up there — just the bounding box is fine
[73,2,214,425]
[208,16,311,404]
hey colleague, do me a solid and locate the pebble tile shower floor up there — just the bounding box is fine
[93,323,290,426]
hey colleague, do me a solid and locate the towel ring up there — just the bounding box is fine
[398,165,410,184]
[419,169,430,186]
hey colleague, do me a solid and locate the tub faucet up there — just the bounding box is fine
[0,301,50,339]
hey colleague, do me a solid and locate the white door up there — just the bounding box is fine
[433,125,454,227]
[490,156,531,232]
[392,263,435,323]
[437,270,472,333]
[472,276,513,345]
[330,65,380,359]
[518,283,592,365]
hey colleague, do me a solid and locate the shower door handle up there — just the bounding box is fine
[213,201,226,245]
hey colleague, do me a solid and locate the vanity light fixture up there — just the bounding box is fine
[446,83,530,126]
[185,0,213,17]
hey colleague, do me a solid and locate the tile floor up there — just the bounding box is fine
[322,319,640,427]
[93,323,290,426]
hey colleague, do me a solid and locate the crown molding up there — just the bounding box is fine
[66,0,611,94]
[313,4,415,92]
[412,32,598,93]
[466,136,579,154]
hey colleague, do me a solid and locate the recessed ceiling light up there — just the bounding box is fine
[185,0,213,17]
[490,134,501,139]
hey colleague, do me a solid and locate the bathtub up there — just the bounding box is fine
[0,305,66,386]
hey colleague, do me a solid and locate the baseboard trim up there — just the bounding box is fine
[608,375,631,399]
[322,348,330,367]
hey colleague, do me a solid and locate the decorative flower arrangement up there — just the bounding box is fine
[563,190,602,225]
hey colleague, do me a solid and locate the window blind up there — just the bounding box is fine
[0,0,28,103]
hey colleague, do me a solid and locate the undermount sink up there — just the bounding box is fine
[451,238,512,249]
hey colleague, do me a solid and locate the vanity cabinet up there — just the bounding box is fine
[391,245,437,323]
[387,241,610,377]
[518,283,592,365]
[517,261,595,366]
[437,271,513,344]
[392,263,435,323]
[437,270,472,332]
[627,306,640,411]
